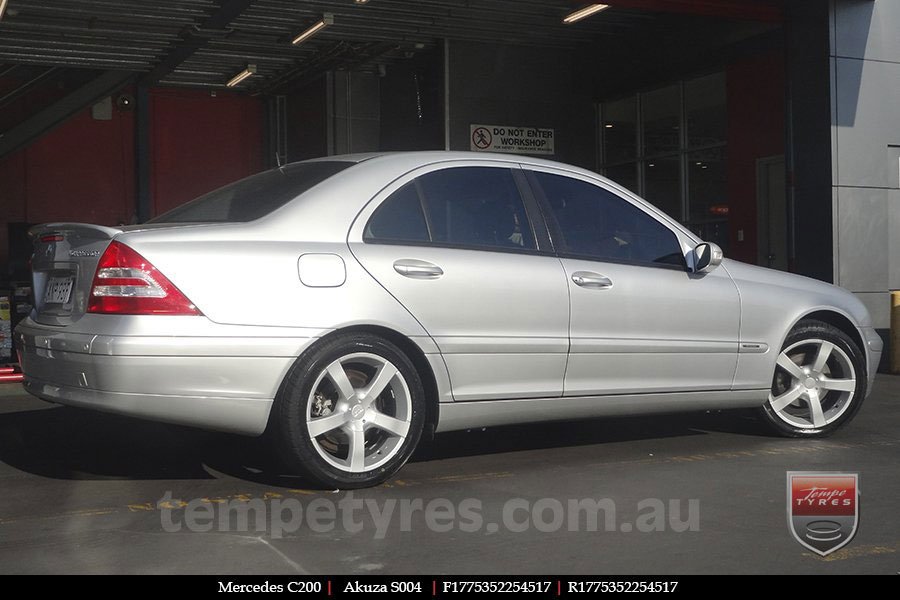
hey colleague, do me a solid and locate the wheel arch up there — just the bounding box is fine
[278,325,442,437]
[788,309,867,376]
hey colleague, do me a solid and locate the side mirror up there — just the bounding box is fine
[692,242,723,273]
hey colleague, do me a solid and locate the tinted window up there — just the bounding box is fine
[365,167,535,251]
[364,182,429,243]
[532,172,684,267]
[150,161,352,223]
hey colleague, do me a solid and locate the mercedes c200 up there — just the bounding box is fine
[16,152,882,488]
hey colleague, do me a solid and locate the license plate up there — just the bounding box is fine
[44,276,74,305]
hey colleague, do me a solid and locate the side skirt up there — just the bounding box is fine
[435,389,768,433]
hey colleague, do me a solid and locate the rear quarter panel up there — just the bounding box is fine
[120,231,429,338]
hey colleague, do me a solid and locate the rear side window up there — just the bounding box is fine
[365,167,536,251]
[365,182,430,243]
[531,171,684,267]
[150,161,353,223]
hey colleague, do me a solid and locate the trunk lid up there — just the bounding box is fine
[29,223,122,326]
[29,221,226,325]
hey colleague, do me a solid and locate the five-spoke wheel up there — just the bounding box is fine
[761,320,865,436]
[306,353,412,473]
[272,333,426,488]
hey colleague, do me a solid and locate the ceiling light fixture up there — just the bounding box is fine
[292,13,334,46]
[226,64,256,87]
[354,0,370,4]
[563,4,610,24]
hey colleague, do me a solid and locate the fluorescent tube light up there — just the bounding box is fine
[292,13,334,45]
[563,4,610,24]
[226,64,256,87]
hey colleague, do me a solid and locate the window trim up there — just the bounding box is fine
[413,178,435,241]
[361,164,555,257]
[551,250,689,272]
[522,167,691,272]
[512,168,553,252]
[363,237,553,258]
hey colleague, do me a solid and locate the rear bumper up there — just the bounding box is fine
[23,381,276,436]
[15,315,324,435]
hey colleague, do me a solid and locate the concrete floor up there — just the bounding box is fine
[0,376,898,575]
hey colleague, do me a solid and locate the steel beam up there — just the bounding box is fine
[0,67,61,110]
[0,69,135,159]
[139,0,257,86]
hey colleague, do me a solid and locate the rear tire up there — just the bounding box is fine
[759,319,866,437]
[271,332,426,489]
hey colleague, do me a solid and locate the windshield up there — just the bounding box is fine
[149,161,353,223]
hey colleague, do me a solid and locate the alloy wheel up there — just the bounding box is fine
[767,338,857,429]
[305,352,412,473]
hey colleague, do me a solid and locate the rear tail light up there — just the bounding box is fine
[87,241,201,315]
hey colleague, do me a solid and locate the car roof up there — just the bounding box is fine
[300,150,586,172]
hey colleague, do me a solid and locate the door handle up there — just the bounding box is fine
[393,259,444,279]
[571,271,613,289]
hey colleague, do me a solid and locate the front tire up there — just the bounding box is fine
[272,332,426,488]
[760,319,866,437]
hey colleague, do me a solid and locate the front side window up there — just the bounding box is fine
[530,171,684,268]
[365,167,536,251]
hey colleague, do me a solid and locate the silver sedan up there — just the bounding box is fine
[16,152,883,488]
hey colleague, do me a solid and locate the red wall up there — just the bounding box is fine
[149,89,264,215]
[725,51,786,264]
[0,104,135,225]
[0,87,263,267]
[0,101,136,268]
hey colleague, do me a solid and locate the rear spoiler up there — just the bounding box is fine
[28,223,123,241]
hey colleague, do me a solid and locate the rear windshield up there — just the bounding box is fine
[149,161,353,223]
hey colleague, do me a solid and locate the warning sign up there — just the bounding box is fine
[469,124,555,155]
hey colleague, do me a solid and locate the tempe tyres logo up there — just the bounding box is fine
[787,472,859,556]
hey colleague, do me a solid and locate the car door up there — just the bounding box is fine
[349,162,570,401]
[524,167,741,396]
